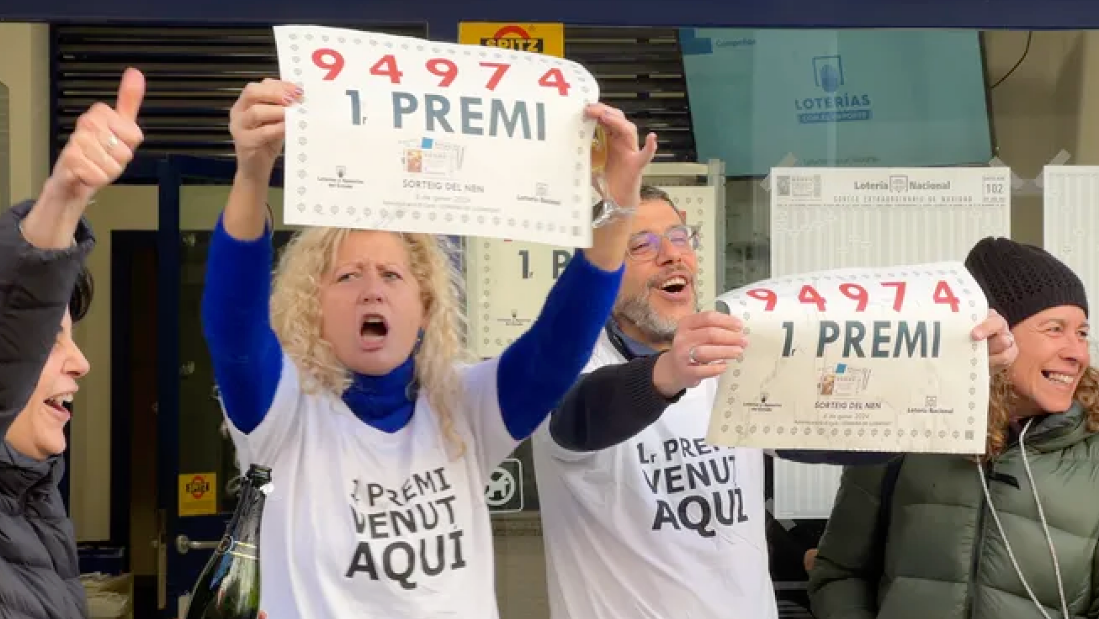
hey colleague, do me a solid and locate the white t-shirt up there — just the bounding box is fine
[227,354,516,619]
[532,333,777,619]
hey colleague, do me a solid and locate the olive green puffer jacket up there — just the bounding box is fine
[808,402,1099,619]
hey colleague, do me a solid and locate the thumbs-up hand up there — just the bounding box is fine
[48,67,145,204]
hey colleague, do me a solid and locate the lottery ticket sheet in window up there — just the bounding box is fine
[273,25,601,247]
[706,262,991,454]
[1043,165,1099,363]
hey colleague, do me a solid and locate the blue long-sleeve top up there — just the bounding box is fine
[200,216,622,440]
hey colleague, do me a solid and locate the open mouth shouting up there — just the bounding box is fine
[654,273,693,303]
[360,314,390,350]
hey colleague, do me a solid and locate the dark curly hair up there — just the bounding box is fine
[70,265,94,322]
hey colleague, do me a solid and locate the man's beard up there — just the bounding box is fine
[614,278,699,345]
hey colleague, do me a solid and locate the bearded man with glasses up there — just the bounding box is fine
[530,185,1017,619]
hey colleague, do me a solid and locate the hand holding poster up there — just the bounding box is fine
[465,184,722,357]
[706,262,990,454]
[273,25,600,246]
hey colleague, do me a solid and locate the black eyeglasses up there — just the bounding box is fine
[627,225,700,260]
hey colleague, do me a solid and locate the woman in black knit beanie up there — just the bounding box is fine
[810,236,1099,619]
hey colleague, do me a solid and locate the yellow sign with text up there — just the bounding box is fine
[458,22,564,58]
[178,472,217,517]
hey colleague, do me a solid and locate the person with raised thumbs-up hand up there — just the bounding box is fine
[22,66,145,248]
[0,68,144,619]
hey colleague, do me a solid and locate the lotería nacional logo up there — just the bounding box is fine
[795,55,873,125]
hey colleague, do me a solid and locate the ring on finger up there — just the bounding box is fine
[104,132,119,150]
[688,346,700,366]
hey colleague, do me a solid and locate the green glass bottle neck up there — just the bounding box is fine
[222,479,268,557]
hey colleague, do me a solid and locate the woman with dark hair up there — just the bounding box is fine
[0,68,144,619]
[809,237,1099,619]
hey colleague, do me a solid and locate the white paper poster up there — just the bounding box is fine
[274,25,599,246]
[465,237,573,358]
[465,185,721,358]
[764,166,1011,520]
[1042,165,1099,361]
[708,262,990,453]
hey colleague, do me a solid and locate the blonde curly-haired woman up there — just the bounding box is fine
[809,238,1099,619]
[200,78,657,619]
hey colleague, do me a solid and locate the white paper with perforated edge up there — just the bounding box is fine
[274,24,599,247]
[1043,165,1099,362]
[707,261,990,454]
[750,166,1010,519]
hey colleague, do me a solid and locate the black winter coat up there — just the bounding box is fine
[0,199,95,619]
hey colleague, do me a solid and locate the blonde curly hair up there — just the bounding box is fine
[983,366,1099,459]
[268,227,471,457]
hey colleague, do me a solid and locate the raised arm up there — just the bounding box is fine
[201,79,301,433]
[807,462,896,619]
[0,68,143,438]
[496,104,658,440]
[547,307,747,452]
[549,353,683,451]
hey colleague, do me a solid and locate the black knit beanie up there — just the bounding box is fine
[964,237,1088,328]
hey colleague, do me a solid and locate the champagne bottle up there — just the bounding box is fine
[184,464,273,619]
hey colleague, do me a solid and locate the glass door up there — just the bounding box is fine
[156,156,290,618]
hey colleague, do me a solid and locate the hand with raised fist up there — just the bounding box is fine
[229,78,301,182]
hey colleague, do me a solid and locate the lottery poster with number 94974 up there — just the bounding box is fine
[706,262,991,455]
[273,25,602,248]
